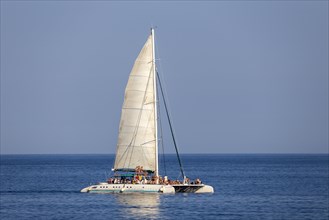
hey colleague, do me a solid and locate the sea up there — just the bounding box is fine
[0,154,328,220]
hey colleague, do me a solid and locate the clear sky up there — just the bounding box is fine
[1,1,328,154]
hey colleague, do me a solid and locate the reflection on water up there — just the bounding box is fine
[115,193,160,219]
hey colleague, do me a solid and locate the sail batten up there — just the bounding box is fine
[114,34,157,172]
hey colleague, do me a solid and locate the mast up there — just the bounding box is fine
[151,28,159,183]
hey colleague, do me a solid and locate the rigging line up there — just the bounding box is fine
[155,38,178,142]
[131,63,159,170]
[126,66,154,170]
[115,63,154,169]
[138,105,155,170]
[156,75,167,176]
[156,71,185,179]
[115,64,154,169]
[155,40,183,179]
[154,35,167,176]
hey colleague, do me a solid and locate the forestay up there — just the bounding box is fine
[114,35,156,172]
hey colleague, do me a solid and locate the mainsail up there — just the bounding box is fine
[114,33,157,172]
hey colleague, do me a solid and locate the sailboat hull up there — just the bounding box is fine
[81,183,214,194]
[172,184,214,193]
[81,183,175,194]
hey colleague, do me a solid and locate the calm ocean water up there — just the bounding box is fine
[0,154,328,219]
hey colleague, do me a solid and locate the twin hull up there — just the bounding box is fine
[80,183,214,194]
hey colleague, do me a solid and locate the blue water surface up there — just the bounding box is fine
[0,154,328,219]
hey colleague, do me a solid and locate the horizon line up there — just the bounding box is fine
[1,152,328,156]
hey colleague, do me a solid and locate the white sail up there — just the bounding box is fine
[114,34,157,172]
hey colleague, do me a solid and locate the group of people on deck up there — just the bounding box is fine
[107,166,202,185]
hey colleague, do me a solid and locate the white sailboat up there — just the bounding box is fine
[81,29,214,194]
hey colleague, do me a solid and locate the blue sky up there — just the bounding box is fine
[1,1,328,154]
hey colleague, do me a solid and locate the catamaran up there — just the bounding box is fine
[81,28,214,194]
